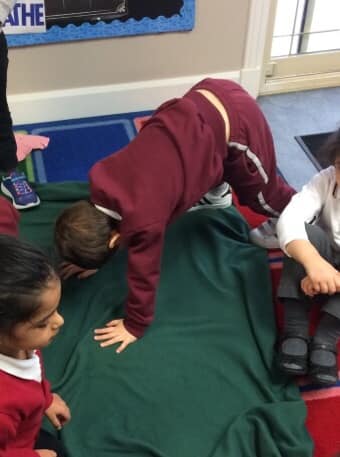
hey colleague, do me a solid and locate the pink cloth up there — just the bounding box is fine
[14,133,50,162]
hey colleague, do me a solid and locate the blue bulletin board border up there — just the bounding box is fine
[6,0,195,47]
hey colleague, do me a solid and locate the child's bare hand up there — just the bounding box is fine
[35,450,57,457]
[301,276,318,296]
[94,319,137,353]
[305,259,340,295]
[59,262,98,280]
[45,393,71,430]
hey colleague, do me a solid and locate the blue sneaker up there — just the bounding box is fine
[1,172,40,209]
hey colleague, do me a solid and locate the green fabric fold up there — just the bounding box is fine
[19,183,313,457]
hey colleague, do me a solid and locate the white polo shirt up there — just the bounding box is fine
[277,166,340,254]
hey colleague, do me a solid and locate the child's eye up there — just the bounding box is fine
[36,322,48,329]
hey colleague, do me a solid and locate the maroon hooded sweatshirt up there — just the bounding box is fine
[89,78,294,337]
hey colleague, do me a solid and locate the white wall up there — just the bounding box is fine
[7,0,252,123]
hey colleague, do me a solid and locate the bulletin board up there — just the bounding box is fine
[6,0,195,47]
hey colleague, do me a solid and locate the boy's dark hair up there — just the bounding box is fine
[0,235,58,335]
[55,200,119,269]
[321,127,340,164]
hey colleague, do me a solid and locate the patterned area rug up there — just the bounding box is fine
[15,111,152,183]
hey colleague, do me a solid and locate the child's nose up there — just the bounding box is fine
[52,312,64,329]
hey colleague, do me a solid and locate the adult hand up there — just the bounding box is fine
[59,262,98,280]
[45,393,71,430]
[94,319,137,353]
[35,449,57,457]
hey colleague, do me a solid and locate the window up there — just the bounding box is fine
[271,0,340,57]
[262,0,340,93]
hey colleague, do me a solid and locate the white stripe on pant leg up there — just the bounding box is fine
[257,192,280,217]
[227,141,278,215]
[228,141,269,184]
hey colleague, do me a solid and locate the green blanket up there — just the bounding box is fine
[19,183,312,457]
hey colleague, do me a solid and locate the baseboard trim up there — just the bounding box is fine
[9,70,240,125]
[261,71,340,95]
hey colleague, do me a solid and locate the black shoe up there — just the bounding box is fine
[309,341,338,386]
[278,334,309,376]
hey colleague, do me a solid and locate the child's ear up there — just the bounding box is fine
[108,232,121,249]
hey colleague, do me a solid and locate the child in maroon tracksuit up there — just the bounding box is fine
[55,78,295,353]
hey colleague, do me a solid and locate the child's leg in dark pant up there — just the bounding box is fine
[310,296,340,385]
[0,31,17,173]
[314,311,340,347]
[278,223,335,307]
[282,298,311,339]
[278,297,310,374]
[277,223,335,374]
[35,429,67,457]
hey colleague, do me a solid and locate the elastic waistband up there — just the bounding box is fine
[184,90,226,148]
[188,79,248,142]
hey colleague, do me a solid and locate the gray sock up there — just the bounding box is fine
[312,313,340,367]
[281,298,309,354]
[282,298,309,336]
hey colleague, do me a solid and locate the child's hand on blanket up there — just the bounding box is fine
[94,319,137,353]
[59,262,98,280]
[45,393,71,430]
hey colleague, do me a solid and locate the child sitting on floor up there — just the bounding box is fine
[0,198,70,456]
[54,78,295,353]
[277,127,340,386]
